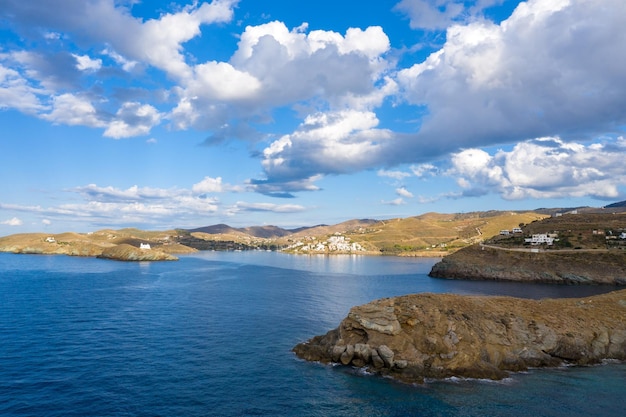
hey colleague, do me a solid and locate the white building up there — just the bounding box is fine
[140,243,151,250]
[524,234,555,245]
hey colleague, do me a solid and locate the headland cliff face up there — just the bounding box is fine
[293,290,626,384]
[429,245,626,285]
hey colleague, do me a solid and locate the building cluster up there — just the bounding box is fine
[286,233,365,253]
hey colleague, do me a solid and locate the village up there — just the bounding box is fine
[284,233,366,254]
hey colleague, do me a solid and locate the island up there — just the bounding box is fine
[293,290,626,384]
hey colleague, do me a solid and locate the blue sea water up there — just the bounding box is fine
[0,251,624,417]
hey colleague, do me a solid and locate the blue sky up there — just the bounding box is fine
[1,0,626,233]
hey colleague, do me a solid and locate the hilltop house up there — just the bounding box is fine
[139,243,151,250]
[524,234,555,246]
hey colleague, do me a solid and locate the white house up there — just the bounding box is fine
[524,234,555,245]
[139,243,151,250]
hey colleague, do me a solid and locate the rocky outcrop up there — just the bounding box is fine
[293,290,626,384]
[97,244,178,261]
[429,245,626,284]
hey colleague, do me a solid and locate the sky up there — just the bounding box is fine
[1,0,626,233]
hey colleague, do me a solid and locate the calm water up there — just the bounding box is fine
[0,251,623,416]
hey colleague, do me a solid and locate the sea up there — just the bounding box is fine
[0,251,624,417]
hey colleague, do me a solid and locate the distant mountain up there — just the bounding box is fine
[604,200,626,209]
[188,224,296,238]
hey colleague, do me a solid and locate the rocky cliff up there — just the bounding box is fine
[293,290,626,384]
[429,245,626,285]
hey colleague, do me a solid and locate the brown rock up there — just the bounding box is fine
[293,290,626,384]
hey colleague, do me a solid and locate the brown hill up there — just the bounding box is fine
[429,211,626,284]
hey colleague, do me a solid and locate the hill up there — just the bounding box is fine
[0,229,196,261]
[178,211,548,255]
[429,211,626,284]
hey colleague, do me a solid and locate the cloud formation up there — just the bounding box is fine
[1,217,23,226]
[450,137,626,200]
[0,178,307,229]
[1,0,625,216]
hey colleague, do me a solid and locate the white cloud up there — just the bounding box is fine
[171,20,392,132]
[394,0,626,163]
[382,198,406,206]
[103,102,161,138]
[410,163,438,178]
[74,184,185,202]
[378,169,411,180]
[188,61,261,101]
[396,187,414,198]
[1,217,23,226]
[192,177,224,194]
[72,54,102,72]
[259,110,392,188]
[0,64,46,113]
[449,137,626,200]
[43,93,106,127]
[102,47,138,72]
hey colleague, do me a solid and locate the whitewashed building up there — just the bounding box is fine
[524,234,555,245]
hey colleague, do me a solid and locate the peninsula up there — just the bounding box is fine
[0,229,194,261]
[429,212,626,285]
[293,290,626,384]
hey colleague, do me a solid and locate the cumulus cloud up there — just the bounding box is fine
[72,54,102,72]
[103,102,161,138]
[256,110,392,190]
[43,93,106,127]
[396,187,414,198]
[191,176,243,194]
[449,137,626,200]
[2,0,626,205]
[1,217,23,226]
[0,64,46,113]
[171,21,392,132]
[394,0,626,163]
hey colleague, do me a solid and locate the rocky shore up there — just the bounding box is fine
[429,244,626,285]
[293,290,626,384]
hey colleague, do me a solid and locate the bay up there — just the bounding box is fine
[0,251,623,416]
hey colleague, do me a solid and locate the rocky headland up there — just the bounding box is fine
[429,244,626,285]
[0,231,194,261]
[293,290,626,384]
